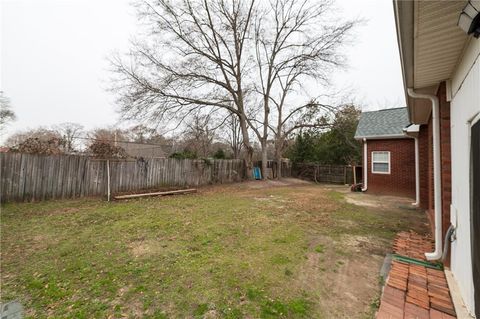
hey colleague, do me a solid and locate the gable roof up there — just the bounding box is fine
[354,107,410,139]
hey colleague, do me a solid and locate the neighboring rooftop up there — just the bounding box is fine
[354,107,410,139]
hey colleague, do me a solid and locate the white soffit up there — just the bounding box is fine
[413,1,469,89]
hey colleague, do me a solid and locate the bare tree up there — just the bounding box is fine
[10,137,66,155]
[112,0,357,179]
[126,124,155,143]
[0,92,16,131]
[182,111,218,158]
[54,122,84,153]
[111,0,258,176]
[253,0,356,178]
[5,128,62,147]
[88,141,127,159]
[87,127,126,145]
[6,128,67,155]
[221,113,243,159]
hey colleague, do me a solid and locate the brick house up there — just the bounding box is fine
[394,0,480,316]
[354,107,417,199]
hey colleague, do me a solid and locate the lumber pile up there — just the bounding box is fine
[114,188,197,200]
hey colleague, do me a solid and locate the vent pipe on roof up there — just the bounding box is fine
[407,89,443,261]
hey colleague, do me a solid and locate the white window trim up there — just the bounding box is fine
[371,151,391,174]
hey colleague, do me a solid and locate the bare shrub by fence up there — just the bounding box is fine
[293,163,355,184]
[0,153,245,202]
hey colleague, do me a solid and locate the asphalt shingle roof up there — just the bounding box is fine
[354,107,410,139]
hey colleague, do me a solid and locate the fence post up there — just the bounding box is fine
[107,159,111,202]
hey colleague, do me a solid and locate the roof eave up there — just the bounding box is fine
[394,0,470,125]
[393,0,413,116]
[354,134,411,141]
[394,0,433,125]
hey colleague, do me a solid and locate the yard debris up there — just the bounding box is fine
[113,188,197,200]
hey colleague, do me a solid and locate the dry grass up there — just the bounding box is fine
[1,180,428,318]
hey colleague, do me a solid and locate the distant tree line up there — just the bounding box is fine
[2,118,246,160]
[2,103,361,165]
[285,104,361,165]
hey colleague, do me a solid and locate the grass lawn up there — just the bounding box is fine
[0,180,428,318]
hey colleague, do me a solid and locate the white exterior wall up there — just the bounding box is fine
[450,38,480,316]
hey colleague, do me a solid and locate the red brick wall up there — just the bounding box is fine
[417,82,452,248]
[418,123,431,211]
[418,117,435,222]
[438,82,451,241]
[365,138,416,198]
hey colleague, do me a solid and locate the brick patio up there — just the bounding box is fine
[376,232,456,319]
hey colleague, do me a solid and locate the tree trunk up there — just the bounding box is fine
[244,144,254,179]
[261,140,268,180]
[274,137,283,179]
[239,113,254,179]
[276,154,282,179]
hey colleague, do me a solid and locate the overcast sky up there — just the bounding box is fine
[0,0,405,142]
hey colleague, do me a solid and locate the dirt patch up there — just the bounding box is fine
[296,252,323,291]
[341,234,389,256]
[286,189,339,213]
[325,253,383,317]
[52,207,81,215]
[341,189,429,236]
[127,299,144,318]
[294,234,384,318]
[128,239,166,257]
[343,191,415,210]
[241,178,312,189]
[203,309,221,318]
[201,178,312,195]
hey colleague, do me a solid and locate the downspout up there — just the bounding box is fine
[413,136,420,206]
[362,138,368,191]
[403,125,420,206]
[407,88,442,261]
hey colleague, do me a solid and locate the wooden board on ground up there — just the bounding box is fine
[113,188,197,200]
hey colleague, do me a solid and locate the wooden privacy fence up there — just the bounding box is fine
[0,153,245,202]
[293,163,355,184]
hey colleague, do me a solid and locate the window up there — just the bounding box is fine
[372,151,390,174]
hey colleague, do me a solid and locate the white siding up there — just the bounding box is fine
[450,39,480,316]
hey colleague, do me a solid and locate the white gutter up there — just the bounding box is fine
[354,133,409,140]
[362,138,368,191]
[407,88,442,261]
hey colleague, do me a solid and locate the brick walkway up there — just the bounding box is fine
[376,232,456,319]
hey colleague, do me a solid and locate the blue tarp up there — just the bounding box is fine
[253,167,262,180]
